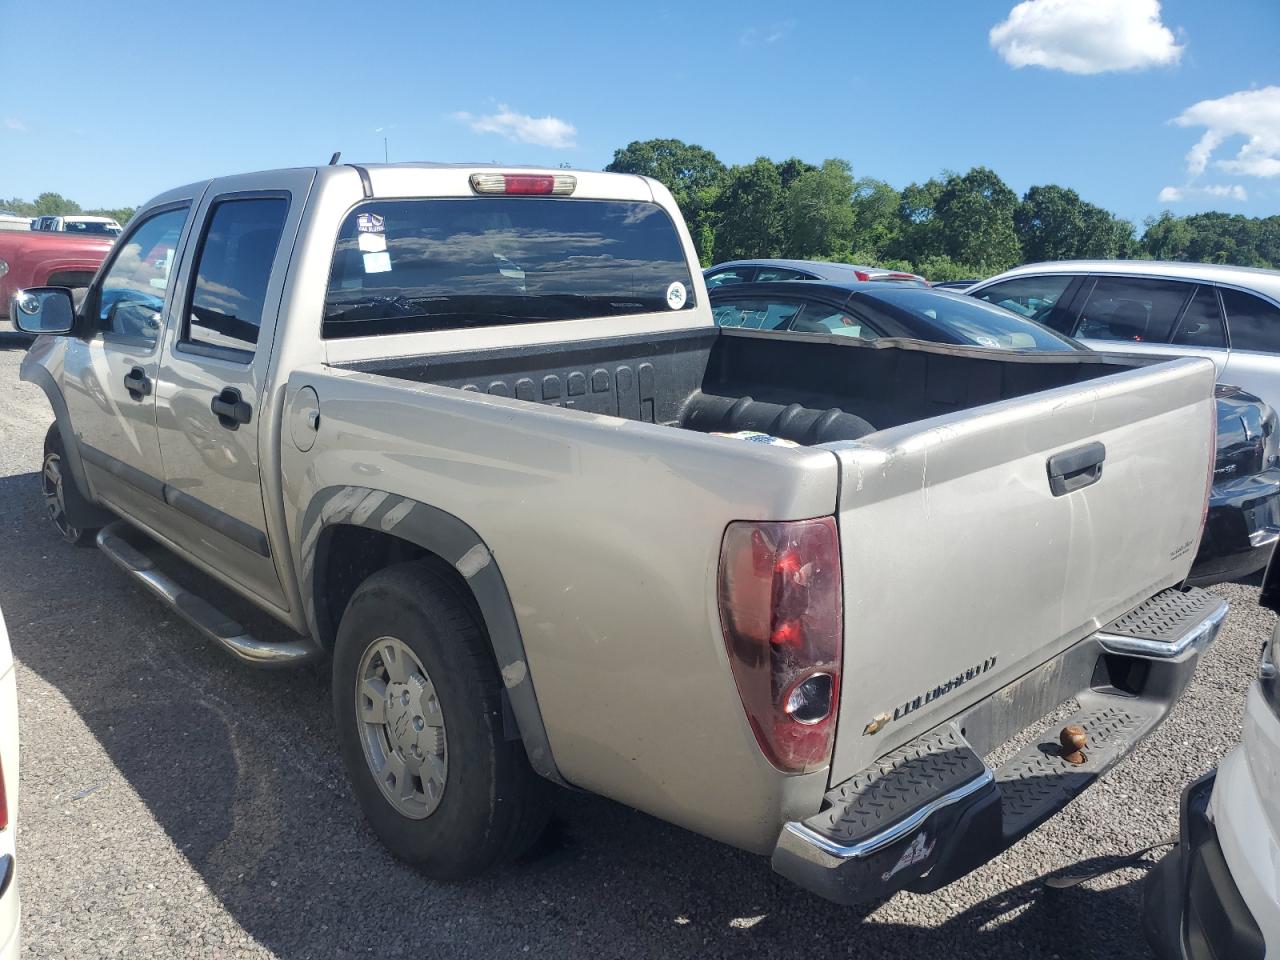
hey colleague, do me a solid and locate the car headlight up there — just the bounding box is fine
[0,258,8,278]
[1261,637,1279,715]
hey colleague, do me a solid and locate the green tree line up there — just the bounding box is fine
[605,139,1280,280]
[2,192,135,227]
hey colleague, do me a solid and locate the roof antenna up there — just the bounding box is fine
[328,151,342,166]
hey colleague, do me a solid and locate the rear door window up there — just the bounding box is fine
[1221,287,1280,353]
[183,196,289,357]
[324,198,695,338]
[1073,276,1193,343]
[970,275,1078,331]
[1171,286,1227,348]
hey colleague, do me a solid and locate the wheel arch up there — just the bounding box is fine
[23,362,114,529]
[299,485,564,785]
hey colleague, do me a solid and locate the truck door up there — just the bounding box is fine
[154,171,314,610]
[62,203,194,536]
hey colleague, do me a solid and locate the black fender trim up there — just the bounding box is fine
[21,362,115,529]
[299,485,565,785]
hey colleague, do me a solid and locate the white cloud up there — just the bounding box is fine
[454,105,576,149]
[3,118,25,131]
[740,20,794,46]
[1158,183,1247,204]
[989,0,1182,75]
[1173,86,1280,179]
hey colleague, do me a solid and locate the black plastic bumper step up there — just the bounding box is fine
[995,696,1162,841]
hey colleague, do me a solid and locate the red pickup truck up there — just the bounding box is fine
[0,231,112,332]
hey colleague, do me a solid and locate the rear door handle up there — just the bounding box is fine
[210,387,252,429]
[122,367,151,401]
[1047,441,1106,496]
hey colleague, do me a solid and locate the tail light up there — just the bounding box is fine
[853,270,871,281]
[718,516,843,773]
[469,173,576,196]
[1191,394,1219,562]
[0,759,8,832]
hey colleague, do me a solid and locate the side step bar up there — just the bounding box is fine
[96,521,320,667]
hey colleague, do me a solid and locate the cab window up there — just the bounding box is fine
[95,206,190,346]
[183,196,289,357]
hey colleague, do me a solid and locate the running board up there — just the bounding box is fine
[95,521,319,667]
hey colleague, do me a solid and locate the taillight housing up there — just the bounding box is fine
[718,516,843,773]
[1191,393,1219,559]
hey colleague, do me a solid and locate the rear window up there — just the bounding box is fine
[323,198,695,339]
[853,288,1080,351]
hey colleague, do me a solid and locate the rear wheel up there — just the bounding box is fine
[41,427,95,546]
[333,561,551,879]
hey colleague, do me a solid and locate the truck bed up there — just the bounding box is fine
[335,326,1149,446]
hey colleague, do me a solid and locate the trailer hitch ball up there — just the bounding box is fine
[1059,724,1088,765]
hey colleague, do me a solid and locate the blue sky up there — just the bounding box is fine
[1,0,1277,227]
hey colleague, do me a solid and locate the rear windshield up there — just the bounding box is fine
[65,221,120,236]
[323,198,695,339]
[853,288,1080,351]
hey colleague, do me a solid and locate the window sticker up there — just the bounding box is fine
[356,212,385,233]
[666,281,687,310]
[358,231,387,253]
[362,251,392,273]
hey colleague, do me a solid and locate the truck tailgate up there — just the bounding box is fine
[828,355,1216,780]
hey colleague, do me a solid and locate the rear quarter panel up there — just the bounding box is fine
[282,366,840,852]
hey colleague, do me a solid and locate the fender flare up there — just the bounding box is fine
[20,360,115,529]
[298,485,565,785]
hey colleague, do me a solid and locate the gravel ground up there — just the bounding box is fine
[0,333,1270,959]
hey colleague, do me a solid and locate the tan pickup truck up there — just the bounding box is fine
[12,163,1226,905]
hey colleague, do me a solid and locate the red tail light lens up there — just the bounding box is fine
[718,516,843,773]
[0,758,8,832]
[853,270,871,282]
[1193,392,1219,556]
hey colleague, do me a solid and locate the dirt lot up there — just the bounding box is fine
[0,334,1269,959]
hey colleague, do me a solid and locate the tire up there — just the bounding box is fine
[41,425,96,547]
[333,561,552,879]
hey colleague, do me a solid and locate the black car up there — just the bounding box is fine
[710,280,1280,586]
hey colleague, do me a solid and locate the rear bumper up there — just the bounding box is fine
[773,588,1226,906]
[1188,470,1280,586]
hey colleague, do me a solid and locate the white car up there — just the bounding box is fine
[1143,577,1280,959]
[0,611,17,959]
[968,260,1280,417]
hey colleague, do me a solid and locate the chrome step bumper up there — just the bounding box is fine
[773,588,1227,906]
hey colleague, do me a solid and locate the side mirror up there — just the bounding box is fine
[11,287,75,335]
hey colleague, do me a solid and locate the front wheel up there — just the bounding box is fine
[41,427,95,546]
[333,561,551,879]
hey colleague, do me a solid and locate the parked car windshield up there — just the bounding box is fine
[852,288,1080,351]
[324,198,695,338]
